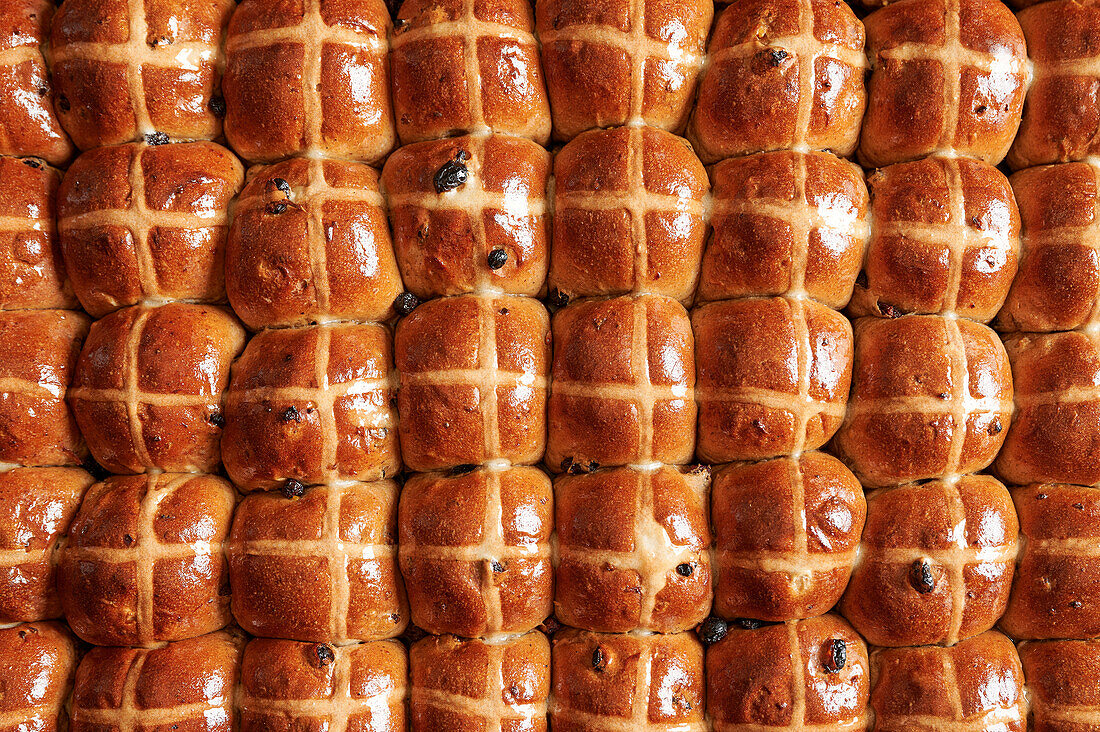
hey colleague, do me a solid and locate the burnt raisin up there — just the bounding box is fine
[676,563,694,577]
[266,201,288,215]
[209,412,225,428]
[433,152,469,193]
[491,560,505,573]
[314,643,335,667]
[281,479,306,499]
[487,248,508,270]
[280,405,302,423]
[699,617,728,646]
[988,419,1002,435]
[144,131,170,146]
[21,158,42,169]
[272,178,291,197]
[909,559,936,594]
[735,617,763,629]
[393,292,420,316]
[208,96,226,118]
[822,639,847,673]
[591,646,607,672]
[58,95,70,112]
[878,302,903,319]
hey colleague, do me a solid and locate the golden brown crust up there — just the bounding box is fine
[0,467,94,623]
[536,0,713,140]
[713,452,865,623]
[49,0,232,150]
[869,631,1026,732]
[381,134,551,299]
[395,294,549,472]
[832,315,1012,488]
[840,475,1017,648]
[239,637,407,732]
[552,629,706,730]
[410,632,550,731]
[390,0,551,145]
[1001,484,1100,640]
[56,473,237,647]
[224,0,396,164]
[849,156,1019,323]
[0,309,90,467]
[1019,639,1100,731]
[554,465,710,633]
[69,303,246,475]
[994,331,1100,486]
[549,126,709,304]
[228,481,407,643]
[548,294,695,470]
[700,150,869,309]
[226,157,401,329]
[859,0,1028,166]
[687,0,867,164]
[0,621,77,732]
[58,141,245,318]
[706,615,871,731]
[222,322,400,491]
[398,465,552,637]
[694,296,852,463]
[70,630,245,732]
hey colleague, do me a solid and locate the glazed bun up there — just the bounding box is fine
[70,631,244,732]
[69,303,246,475]
[694,297,853,463]
[859,0,1028,166]
[0,309,89,467]
[226,157,401,329]
[58,141,244,318]
[398,466,552,637]
[1019,639,1100,731]
[222,322,400,491]
[548,294,695,471]
[870,631,1026,731]
[410,632,549,731]
[395,294,549,472]
[713,452,865,623]
[381,134,550,299]
[707,615,871,732]
[227,481,407,643]
[554,465,711,633]
[0,622,76,732]
[840,475,1017,647]
[223,0,396,163]
[832,315,1012,487]
[687,0,867,164]
[536,0,712,140]
[390,0,550,145]
[49,0,232,150]
[700,150,869,309]
[552,629,706,730]
[238,638,407,732]
[549,126,708,304]
[849,156,1019,323]
[0,467,93,623]
[57,473,236,647]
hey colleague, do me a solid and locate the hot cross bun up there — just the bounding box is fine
[0,622,76,732]
[1019,639,1100,731]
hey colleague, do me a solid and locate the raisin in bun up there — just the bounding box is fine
[69,303,246,475]
[226,157,401,329]
[49,0,232,150]
[0,467,94,623]
[58,141,244,318]
[554,465,711,633]
[536,0,712,140]
[548,294,695,471]
[1019,639,1100,731]
[0,1,73,164]
[0,622,77,732]
[390,0,550,145]
[57,473,236,647]
[870,631,1026,731]
[381,134,550,299]
[398,465,552,638]
[224,0,396,164]
[840,475,1017,648]
[228,481,406,643]
[832,315,1012,488]
[396,294,549,472]
[552,629,707,731]
[0,309,89,468]
[549,126,708,304]
[410,632,549,731]
[859,0,1028,167]
[70,631,244,732]
[687,0,867,164]
[694,297,852,463]
[713,452,865,623]
[238,638,407,732]
[707,615,871,732]
[849,156,1019,323]
[222,322,400,491]
[700,150,869,309]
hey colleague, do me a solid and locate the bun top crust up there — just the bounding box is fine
[0,621,77,732]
